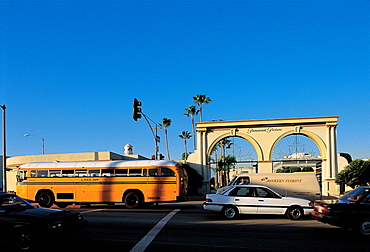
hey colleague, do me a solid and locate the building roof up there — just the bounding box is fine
[6,151,149,169]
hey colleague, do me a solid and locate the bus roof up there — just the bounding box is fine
[19,160,180,169]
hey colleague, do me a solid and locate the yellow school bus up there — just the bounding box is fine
[16,160,188,208]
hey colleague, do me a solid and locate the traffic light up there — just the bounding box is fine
[132,98,142,121]
[159,154,164,160]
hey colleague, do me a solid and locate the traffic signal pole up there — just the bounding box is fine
[132,99,162,160]
[142,114,161,160]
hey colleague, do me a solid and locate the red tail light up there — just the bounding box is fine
[314,202,331,215]
[205,198,213,203]
[321,207,331,215]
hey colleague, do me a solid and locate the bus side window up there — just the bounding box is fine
[62,170,74,177]
[143,169,147,176]
[37,170,48,178]
[50,170,61,177]
[88,169,100,177]
[129,169,142,176]
[149,169,158,176]
[102,169,114,177]
[161,168,175,176]
[115,169,128,176]
[30,170,37,178]
[76,170,87,177]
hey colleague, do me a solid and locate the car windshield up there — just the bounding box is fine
[221,187,235,195]
[339,187,370,203]
[0,195,34,210]
[227,176,238,186]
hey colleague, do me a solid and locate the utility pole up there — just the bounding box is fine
[0,105,6,192]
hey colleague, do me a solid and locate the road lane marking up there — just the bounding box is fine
[130,209,180,252]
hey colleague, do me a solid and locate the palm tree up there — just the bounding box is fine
[193,94,211,122]
[179,131,192,161]
[184,105,199,150]
[218,155,237,186]
[218,138,233,161]
[212,138,233,187]
[162,118,171,160]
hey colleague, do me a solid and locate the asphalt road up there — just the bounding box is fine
[27,202,370,252]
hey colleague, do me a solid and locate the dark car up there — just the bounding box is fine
[310,186,370,236]
[0,191,88,251]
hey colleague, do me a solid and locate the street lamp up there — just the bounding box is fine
[0,105,6,192]
[24,134,45,155]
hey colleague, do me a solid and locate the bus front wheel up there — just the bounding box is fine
[124,192,141,209]
[36,191,54,208]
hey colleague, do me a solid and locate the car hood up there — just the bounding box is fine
[281,196,312,205]
[9,207,70,219]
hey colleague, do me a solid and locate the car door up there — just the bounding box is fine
[227,187,258,214]
[359,194,370,219]
[254,187,285,214]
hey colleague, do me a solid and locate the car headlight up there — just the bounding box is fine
[48,221,63,230]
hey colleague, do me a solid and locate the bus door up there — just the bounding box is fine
[158,168,177,201]
[148,168,161,200]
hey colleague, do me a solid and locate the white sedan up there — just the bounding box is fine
[203,185,313,220]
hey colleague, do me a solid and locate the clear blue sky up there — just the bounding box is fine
[1,0,369,161]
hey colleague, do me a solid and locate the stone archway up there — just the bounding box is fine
[269,129,327,161]
[187,116,339,196]
[207,132,263,161]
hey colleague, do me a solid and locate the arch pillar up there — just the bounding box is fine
[322,123,339,196]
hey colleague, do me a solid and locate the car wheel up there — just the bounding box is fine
[124,192,141,209]
[287,206,303,220]
[37,191,54,208]
[358,219,370,236]
[222,205,238,219]
[14,229,32,251]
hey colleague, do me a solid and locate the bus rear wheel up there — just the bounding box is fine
[124,192,141,209]
[36,191,54,208]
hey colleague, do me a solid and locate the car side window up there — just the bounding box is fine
[239,187,254,197]
[256,188,275,198]
[362,195,370,204]
[0,196,23,209]
[236,187,248,196]
[228,187,254,197]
